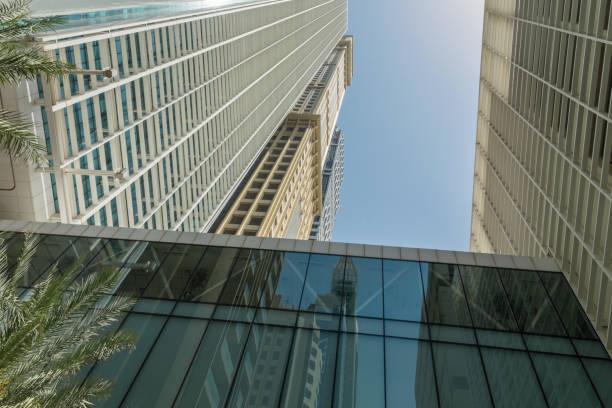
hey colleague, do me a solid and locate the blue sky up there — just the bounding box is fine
[333,0,485,250]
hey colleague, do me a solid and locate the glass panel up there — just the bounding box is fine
[299,254,345,314]
[172,302,215,319]
[175,320,250,408]
[89,313,166,407]
[20,235,74,286]
[122,317,208,407]
[281,328,339,408]
[29,237,104,286]
[421,262,471,326]
[132,298,175,314]
[383,260,426,322]
[539,272,598,339]
[583,358,612,406]
[498,268,565,336]
[226,325,293,408]
[297,311,340,331]
[254,309,297,327]
[218,249,276,307]
[385,320,429,340]
[3,231,26,267]
[385,338,437,408]
[74,239,139,286]
[432,343,492,407]
[524,334,575,355]
[573,339,610,359]
[334,334,385,408]
[476,330,524,350]
[343,257,382,318]
[143,244,206,299]
[429,325,476,345]
[340,316,384,335]
[480,348,547,408]
[181,246,239,303]
[213,304,256,323]
[531,352,600,407]
[459,265,518,330]
[258,251,309,310]
[116,242,175,296]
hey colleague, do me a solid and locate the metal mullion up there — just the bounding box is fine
[494,267,552,407]
[169,246,244,407]
[534,271,607,405]
[415,261,441,408]
[456,265,498,407]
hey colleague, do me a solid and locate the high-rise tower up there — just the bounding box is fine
[0,0,348,233]
[213,36,352,239]
[472,0,612,348]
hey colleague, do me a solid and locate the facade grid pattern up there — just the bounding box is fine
[0,0,348,235]
[1,220,611,407]
[472,0,612,350]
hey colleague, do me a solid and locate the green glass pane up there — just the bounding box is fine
[498,268,565,336]
[175,321,250,408]
[143,244,206,299]
[476,330,524,350]
[281,328,339,407]
[343,257,383,318]
[181,246,239,303]
[258,251,309,310]
[116,242,175,296]
[421,263,471,326]
[299,254,345,314]
[540,272,598,339]
[89,313,166,408]
[20,234,74,286]
[122,317,208,407]
[459,265,518,330]
[433,343,492,408]
[334,334,384,408]
[524,334,575,355]
[226,325,293,407]
[480,348,546,408]
[383,260,427,322]
[573,339,610,359]
[583,358,612,406]
[531,352,600,407]
[385,338,437,408]
[429,324,476,344]
[219,249,279,307]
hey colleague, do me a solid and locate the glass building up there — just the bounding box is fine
[2,219,611,407]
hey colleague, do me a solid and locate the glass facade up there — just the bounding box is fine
[3,229,611,407]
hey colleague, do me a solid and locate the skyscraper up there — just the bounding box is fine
[213,36,352,239]
[0,0,348,233]
[471,1,612,349]
[310,126,344,241]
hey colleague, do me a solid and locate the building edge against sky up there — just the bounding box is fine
[0,0,349,235]
[470,0,612,350]
[213,37,352,240]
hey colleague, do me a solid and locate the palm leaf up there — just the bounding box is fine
[0,109,47,165]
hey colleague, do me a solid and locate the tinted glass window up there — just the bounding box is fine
[421,263,471,326]
[343,257,383,318]
[299,254,345,314]
[258,252,309,310]
[181,246,239,303]
[383,260,426,322]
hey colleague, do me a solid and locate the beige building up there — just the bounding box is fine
[471,0,612,348]
[0,0,349,234]
[215,36,353,239]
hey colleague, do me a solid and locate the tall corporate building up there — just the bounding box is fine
[3,219,612,407]
[213,38,351,239]
[0,0,348,234]
[310,126,344,241]
[472,0,612,349]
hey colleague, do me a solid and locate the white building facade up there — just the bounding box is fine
[0,0,348,233]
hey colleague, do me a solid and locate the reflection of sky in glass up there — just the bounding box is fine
[31,0,265,33]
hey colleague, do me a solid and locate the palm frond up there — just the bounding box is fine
[0,0,29,22]
[0,45,73,85]
[0,109,47,165]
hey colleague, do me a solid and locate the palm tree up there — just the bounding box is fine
[0,232,137,407]
[0,0,73,165]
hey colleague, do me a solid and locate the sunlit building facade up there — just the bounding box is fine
[471,0,612,350]
[310,126,344,241]
[214,37,352,239]
[2,219,611,407]
[0,0,348,234]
